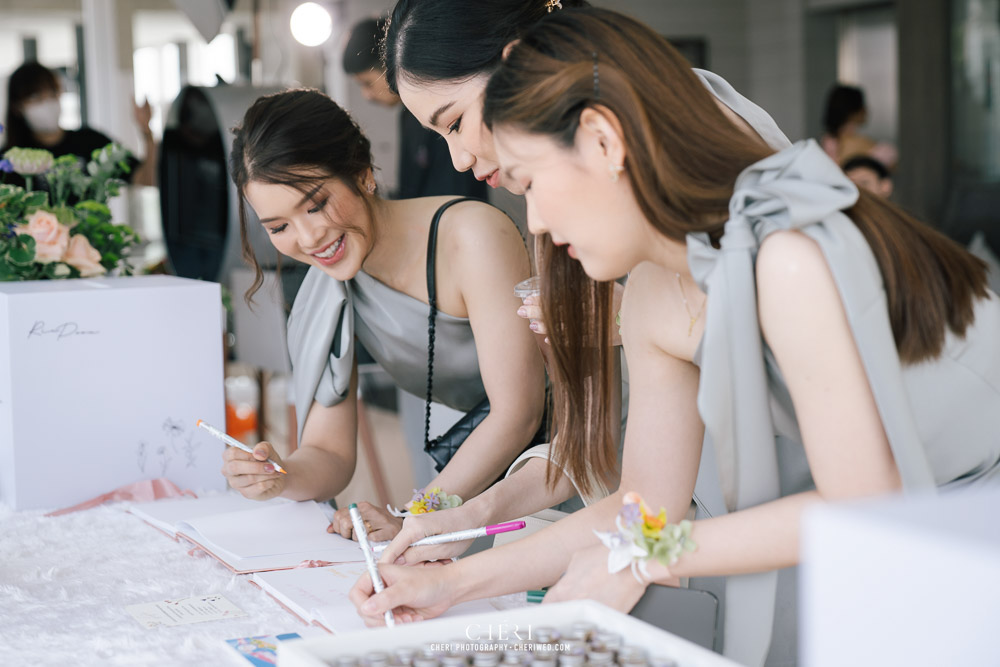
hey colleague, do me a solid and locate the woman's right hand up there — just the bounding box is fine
[379,505,482,565]
[349,561,457,626]
[220,441,287,500]
[516,295,548,339]
[516,282,626,346]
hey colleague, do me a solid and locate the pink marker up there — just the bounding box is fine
[372,521,527,553]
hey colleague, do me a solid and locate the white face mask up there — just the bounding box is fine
[22,98,62,134]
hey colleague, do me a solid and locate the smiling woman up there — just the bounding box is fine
[223,89,547,544]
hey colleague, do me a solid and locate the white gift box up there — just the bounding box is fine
[279,600,739,667]
[801,487,1000,666]
[0,275,228,510]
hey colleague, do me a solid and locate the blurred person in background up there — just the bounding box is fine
[342,17,486,201]
[842,155,893,198]
[821,83,897,171]
[3,61,156,187]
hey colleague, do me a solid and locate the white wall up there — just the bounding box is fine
[595,0,750,95]
[747,0,808,141]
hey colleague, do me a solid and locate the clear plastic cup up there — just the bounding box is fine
[514,275,541,300]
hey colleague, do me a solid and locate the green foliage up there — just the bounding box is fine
[0,143,140,282]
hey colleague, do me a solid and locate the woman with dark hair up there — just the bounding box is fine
[820,83,897,169]
[222,88,547,542]
[2,61,156,186]
[351,9,999,666]
[375,0,794,569]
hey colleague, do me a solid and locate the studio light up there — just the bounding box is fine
[290,2,332,47]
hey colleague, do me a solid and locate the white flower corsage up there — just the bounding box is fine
[593,492,696,584]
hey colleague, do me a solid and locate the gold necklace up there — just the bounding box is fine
[676,272,706,336]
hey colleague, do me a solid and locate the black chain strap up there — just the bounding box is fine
[423,198,479,451]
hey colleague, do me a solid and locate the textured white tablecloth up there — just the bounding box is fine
[0,499,319,665]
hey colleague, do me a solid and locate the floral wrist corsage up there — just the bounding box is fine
[387,487,463,517]
[593,492,696,584]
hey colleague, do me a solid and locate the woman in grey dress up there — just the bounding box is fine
[220,89,548,541]
[351,9,1000,666]
[376,0,793,572]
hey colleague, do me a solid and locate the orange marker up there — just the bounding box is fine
[196,419,287,474]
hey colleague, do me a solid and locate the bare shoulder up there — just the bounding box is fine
[756,229,843,336]
[437,199,527,264]
[755,229,832,297]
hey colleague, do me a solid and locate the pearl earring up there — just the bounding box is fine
[609,163,624,183]
[367,182,376,194]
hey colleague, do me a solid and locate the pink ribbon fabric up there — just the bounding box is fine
[44,478,197,517]
[295,560,337,568]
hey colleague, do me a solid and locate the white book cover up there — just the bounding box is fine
[175,501,366,573]
[129,493,286,538]
[253,565,498,633]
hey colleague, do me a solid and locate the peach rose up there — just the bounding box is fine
[63,234,105,277]
[18,210,70,264]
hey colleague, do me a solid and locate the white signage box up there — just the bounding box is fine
[801,487,1000,667]
[0,275,228,510]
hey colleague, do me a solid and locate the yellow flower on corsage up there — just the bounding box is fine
[402,487,462,515]
[594,492,696,584]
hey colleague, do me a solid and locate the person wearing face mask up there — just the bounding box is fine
[2,61,156,187]
[342,17,486,201]
[351,9,1000,667]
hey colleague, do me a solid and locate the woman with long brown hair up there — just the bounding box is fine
[351,9,1000,665]
[375,0,793,569]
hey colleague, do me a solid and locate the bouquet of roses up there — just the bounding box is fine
[0,125,140,281]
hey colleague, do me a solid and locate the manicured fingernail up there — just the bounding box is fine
[264,464,275,473]
[529,322,539,332]
[517,307,527,317]
[362,600,376,613]
[394,556,405,565]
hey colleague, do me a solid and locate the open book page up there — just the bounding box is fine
[253,565,498,634]
[128,494,288,538]
[175,501,365,573]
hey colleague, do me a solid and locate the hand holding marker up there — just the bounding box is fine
[370,521,526,555]
[196,419,287,474]
[350,503,395,627]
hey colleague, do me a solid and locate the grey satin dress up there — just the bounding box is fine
[286,265,484,445]
[687,139,1000,666]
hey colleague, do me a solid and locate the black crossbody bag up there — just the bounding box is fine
[422,198,546,473]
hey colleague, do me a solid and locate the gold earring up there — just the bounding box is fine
[609,163,624,183]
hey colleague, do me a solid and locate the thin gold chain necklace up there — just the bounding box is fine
[676,272,706,336]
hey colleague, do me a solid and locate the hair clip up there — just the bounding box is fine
[546,0,563,12]
[592,51,600,99]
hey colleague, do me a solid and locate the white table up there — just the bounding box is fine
[0,501,330,666]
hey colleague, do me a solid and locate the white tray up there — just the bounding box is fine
[278,600,738,666]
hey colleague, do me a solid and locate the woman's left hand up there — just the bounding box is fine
[543,543,649,612]
[329,501,404,542]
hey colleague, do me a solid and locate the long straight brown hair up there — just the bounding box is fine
[483,7,989,493]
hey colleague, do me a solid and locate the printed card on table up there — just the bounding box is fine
[126,593,247,628]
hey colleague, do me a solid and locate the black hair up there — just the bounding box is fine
[3,61,60,149]
[822,84,866,136]
[842,155,890,180]
[229,89,374,302]
[343,17,387,75]
[384,0,589,94]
